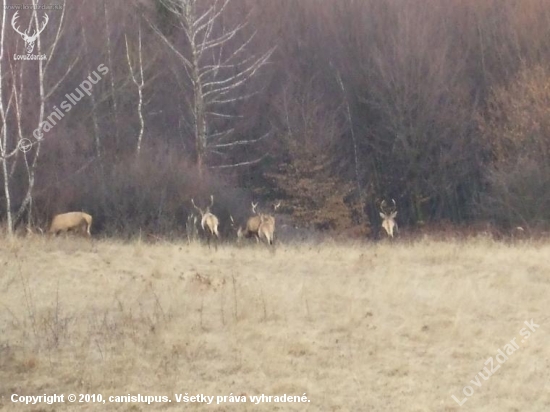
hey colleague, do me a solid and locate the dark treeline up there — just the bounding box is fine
[1,0,550,238]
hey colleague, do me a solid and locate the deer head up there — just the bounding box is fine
[191,195,214,217]
[12,11,49,54]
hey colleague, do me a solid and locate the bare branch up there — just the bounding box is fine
[209,152,270,169]
[43,0,66,75]
[44,54,81,100]
[209,130,272,149]
[144,15,193,70]
[156,0,274,173]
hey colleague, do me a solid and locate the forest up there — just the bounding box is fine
[1,0,550,239]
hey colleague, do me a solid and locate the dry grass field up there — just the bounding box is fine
[0,235,549,411]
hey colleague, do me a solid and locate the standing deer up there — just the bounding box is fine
[258,214,276,245]
[260,201,280,245]
[237,201,280,245]
[379,199,398,238]
[191,195,219,247]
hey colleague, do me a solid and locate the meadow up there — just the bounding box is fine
[0,235,549,411]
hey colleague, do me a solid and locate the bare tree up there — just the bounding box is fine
[146,0,274,176]
[0,0,16,233]
[0,0,71,234]
[125,19,146,157]
[103,0,120,146]
[80,13,101,159]
[14,0,71,229]
[334,67,365,225]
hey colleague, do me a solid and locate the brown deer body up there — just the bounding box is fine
[258,214,275,245]
[191,195,219,247]
[379,199,398,238]
[49,212,92,237]
[238,202,261,242]
[235,201,280,245]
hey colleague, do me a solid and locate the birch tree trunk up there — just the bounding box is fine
[0,0,13,233]
[104,0,120,147]
[13,0,70,229]
[125,20,146,157]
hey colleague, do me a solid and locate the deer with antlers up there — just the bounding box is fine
[12,11,49,54]
[258,214,276,245]
[233,201,280,245]
[379,199,398,238]
[191,195,219,247]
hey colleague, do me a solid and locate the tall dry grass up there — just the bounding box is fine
[0,235,549,410]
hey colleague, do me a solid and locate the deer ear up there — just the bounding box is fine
[391,211,398,218]
[379,212,386,219]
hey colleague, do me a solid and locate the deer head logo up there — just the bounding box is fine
[12,11,49,54]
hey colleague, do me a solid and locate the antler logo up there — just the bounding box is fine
[11,11,49,54]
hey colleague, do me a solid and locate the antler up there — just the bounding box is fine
[32,13,49,40]
[380,199,388,214]
[11,12,49,40]
[273,201,281,211]
[251,202,258,214]
[380,199,397,215]
[11,11,26,37]
[209,194,214,209]
[191,198,203,215]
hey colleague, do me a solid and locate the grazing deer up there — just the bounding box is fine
[254,201,280,245]
[49,212,92,237]
[234,201,280,245]
[191,195,219,247]
[237,202,262,243]
[379,199,398,238]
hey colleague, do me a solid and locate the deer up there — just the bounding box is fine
[235,202,261,243]
[234,201,280,245]
[259,201,280,245]
[48,212,92,237]
[379,199,398,238]
[12,11,49,54]
[191,195,219,247]
[258,214,276,245]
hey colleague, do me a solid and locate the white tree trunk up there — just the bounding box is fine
[125,20,146,157]
[147,0,275,174]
